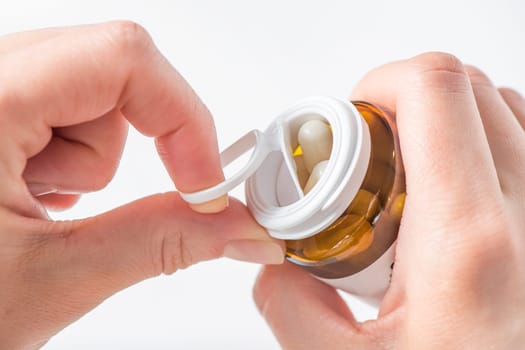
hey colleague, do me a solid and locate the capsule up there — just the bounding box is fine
[346,189,381,222]
[297,119,333,173]
[303,214,374,260]
[303,160,329,194]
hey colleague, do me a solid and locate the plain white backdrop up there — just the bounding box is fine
[1,1,524,349]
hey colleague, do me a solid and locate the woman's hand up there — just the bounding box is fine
[254,53,525,349]
[0,22,284,349]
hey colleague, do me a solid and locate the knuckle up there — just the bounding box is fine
[464,65,493,89]
[407,52,469,93]
[453,192,506,233]
[153,228,194,276]
[499,87,525,102]
[456,209,509,261]
[89,174,113,191]
[101,20,154,57]
[84,156,118,191]
[411,52,464,74]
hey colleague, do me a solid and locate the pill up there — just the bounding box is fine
[303,214,374,260]
[303,160,329,194]
[298,119,333,173]
[389,192,406,221]
[346,189,381,222]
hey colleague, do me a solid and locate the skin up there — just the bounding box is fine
[254,53,525,349]
[2,22,524,350]
[0,22,284,349]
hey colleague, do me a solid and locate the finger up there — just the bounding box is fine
[13,194,284,340]
[66,195,285,278]
[2,25,125,200]
[499,87,525,130]
[351,52,501,215]
[37,194,81,211]
[0,27,65,53]
[23,109,128,193]
[0,21,225,215]
[463,66,525,190]
[253,263,396,349]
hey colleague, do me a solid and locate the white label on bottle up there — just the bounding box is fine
[317,242,396,307]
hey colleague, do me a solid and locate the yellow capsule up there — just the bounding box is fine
[346,189,381,222]
[303,214,374,260]
[390,192,406,222]
[292,144,303,157]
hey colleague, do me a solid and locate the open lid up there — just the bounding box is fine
[180,96,371,240]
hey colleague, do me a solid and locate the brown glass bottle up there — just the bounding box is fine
[286,101,406,279]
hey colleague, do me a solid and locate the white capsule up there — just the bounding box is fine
[303,160,329,194]
[298,119,333,173]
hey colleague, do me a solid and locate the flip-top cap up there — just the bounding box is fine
[180,97,371,240]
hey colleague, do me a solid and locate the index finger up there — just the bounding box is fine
[0,21,226,213]
[350,52,501,212]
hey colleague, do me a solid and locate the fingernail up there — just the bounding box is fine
[27,183,58,197]
[223,240,285,265]
[189,195,229,214]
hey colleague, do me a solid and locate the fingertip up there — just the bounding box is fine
[189,195,229,214]
[253,264,304,316]
[223,240,285,265]
[38,193,81,211]
[253,264,280,313]
[254,262,353,320]
[28,183,58,197]
[253,263,362,349]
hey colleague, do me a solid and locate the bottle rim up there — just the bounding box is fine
[246,96,371,240]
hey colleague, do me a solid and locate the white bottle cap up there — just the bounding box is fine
[180,96,371,240]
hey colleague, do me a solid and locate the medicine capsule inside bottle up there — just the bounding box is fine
[286,101,406,280]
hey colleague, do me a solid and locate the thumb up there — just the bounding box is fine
[253,263,399,350]
[14,192,283,344]
[53,192,284,291]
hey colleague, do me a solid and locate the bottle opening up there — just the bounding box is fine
[276,114,333,205]
[246,97,372,240]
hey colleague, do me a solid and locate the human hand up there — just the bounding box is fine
[254,53,525,349]
[0,22,284,349]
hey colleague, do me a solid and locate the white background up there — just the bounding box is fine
[1,1,524,349]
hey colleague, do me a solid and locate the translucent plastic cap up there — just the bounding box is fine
[180,97,371,240]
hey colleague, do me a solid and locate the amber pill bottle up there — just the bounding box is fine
[181,97,405,304]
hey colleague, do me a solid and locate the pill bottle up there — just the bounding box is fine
[181,97,405,305]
